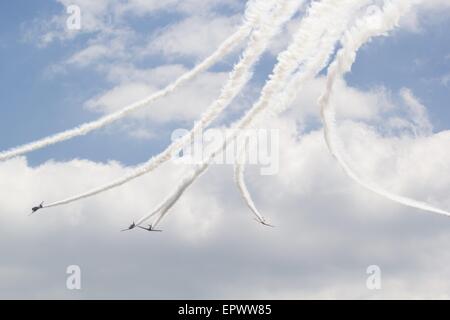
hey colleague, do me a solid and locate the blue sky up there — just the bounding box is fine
[348,17,450,130]
[0,0,449,299]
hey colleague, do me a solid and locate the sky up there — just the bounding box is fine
[0,0,449,299]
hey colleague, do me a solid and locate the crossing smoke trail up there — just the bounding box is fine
[136,163,209,228]
[136,0,367,228]
[319,0,450,217]
[0,0,271,162]
[233,0,372,225]
[42,0,302,209]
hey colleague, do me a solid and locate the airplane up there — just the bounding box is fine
[138,224,163,232]
[30,202,44,215]
[121,222,136,232]
[254,218,275,228]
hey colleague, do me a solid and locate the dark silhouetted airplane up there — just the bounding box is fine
[138,224,163,232]
[30,202,44,215]
[254,218,275,228]
[121,222,136,232]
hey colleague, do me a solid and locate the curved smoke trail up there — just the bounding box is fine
[0,0,271,162]
[136,0,367,228]
[234,140,267,224]
[233,0,371,225]
[42,0,302,209]
[319,0,450,217]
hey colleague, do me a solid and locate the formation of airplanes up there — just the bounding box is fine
[30,202,274,231]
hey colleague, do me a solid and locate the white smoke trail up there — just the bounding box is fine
[136,163,209,228]
[0,0,271,162]
[136,0,367,228]
[234,140,267,224]
[42,0,301,209]
[319,0,450,216]
[233,0,371,225]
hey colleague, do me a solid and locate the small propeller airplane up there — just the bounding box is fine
[254,218,275,228]
[30,202,44,215]
[121,222,136,232]
[138,224,163,232]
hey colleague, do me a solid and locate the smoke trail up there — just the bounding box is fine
[42,0,301,209]
[233,0,370,225]
[234,140,267,224]
[137,163,209,228]
[319,0,450,216]
[0,0,271,162]
[135,0,366,228]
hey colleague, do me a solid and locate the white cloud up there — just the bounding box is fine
[399,88,433,136]
[1,107,449,298]
[1,74,450,298]
[85,67,228,124]
[147,14,241,58]
[66,44,111,66]
[288,76,394,124]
